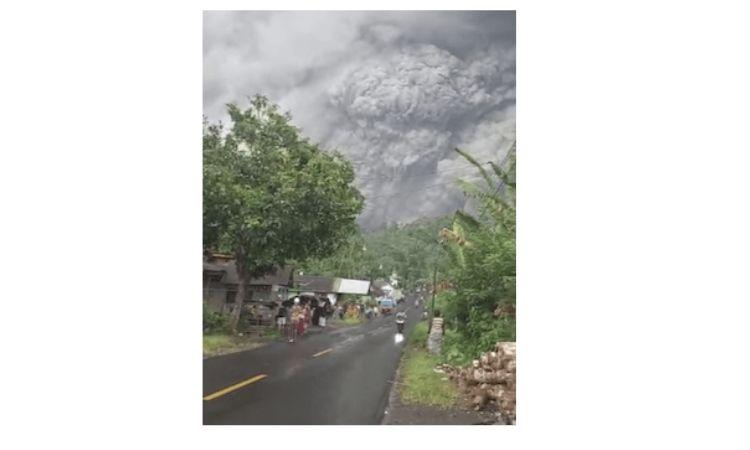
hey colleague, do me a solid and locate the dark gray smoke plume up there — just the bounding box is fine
[204,11,515,229]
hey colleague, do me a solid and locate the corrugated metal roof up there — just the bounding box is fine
[203,260,292,286]
[293,275,335,293]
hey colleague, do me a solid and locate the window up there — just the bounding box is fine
[226,290,253,303]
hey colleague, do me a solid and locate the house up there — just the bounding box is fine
[203,251,372,313]
[370,279,394,297]
[203,255,292,314]
[333,278,370,296]
[290,275,337,304]
[288,276,371,306]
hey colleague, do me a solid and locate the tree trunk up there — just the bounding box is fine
[229,256,248,334]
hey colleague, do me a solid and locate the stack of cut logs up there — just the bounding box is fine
[438,342,516,424]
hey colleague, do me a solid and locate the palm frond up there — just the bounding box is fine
[454,210,481,231]
[455,147,494,190]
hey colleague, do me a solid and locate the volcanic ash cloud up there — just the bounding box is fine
[326,44,516,228]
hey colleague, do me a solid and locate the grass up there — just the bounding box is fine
[263,327,281,339]
[203,335,235,354]
[398,321,460,408]
[409,320,429,349]
[342,316,363,326]
[203,331,276,357]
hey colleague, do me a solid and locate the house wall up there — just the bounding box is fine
[248,285,288,303]
[203,278,228,313]
[248,285,271,302]
[204,279,289,314]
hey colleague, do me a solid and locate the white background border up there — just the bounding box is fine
[1,1,749,449]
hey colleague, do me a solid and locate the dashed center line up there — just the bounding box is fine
[203,374,267,401]
[312,348,333,358]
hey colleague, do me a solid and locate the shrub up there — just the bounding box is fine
[441,328,473,366]
[203,303,229,334]
[436,145,516,358]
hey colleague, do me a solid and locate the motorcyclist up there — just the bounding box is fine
[395,311,406,334]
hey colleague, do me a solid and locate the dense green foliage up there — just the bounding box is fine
[203,95,363,331]
[203,303,229,334]
[299,143,516,361]
[365,217,453,287]
[438,143,516,359]
[301,216,451,288]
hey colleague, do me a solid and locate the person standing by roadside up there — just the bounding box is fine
[276,303,287,334]
[303,303,311,331]
[320,299,327,326]
[312,299,321,326]
[290,299,303,343]
[294,300,306,338]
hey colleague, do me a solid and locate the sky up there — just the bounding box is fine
[204,11,516,229]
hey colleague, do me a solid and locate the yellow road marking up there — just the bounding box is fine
[312,348,333,358]
[203,374,267,401]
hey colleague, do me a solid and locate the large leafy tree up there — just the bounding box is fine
[203,95,363,332]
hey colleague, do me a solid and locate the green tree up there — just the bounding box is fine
[301,215,451,289]
[439,143,516,355]
[203,96,363,333]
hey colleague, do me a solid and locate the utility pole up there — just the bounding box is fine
[431,265,438,317]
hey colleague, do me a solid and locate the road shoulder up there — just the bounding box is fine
[382,352,498,425]
[382,321,498,425]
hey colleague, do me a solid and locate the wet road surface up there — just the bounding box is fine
[203,297,420,425]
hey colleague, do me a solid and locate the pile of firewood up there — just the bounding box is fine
[438,342,516,424]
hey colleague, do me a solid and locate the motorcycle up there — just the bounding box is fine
[395,312,406,334]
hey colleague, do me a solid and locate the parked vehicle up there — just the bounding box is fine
[379,298,396,315]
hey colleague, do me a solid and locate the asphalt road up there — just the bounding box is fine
[203,296,421,425]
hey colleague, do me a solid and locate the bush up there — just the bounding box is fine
[441,328,473,366]
[203,303,229,334]
[435,147,516,359]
